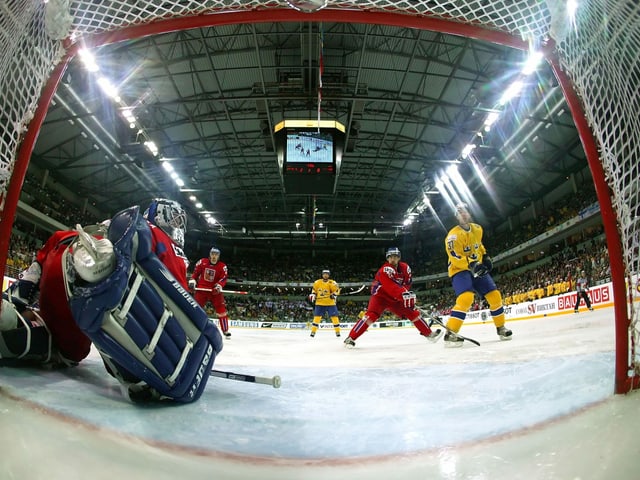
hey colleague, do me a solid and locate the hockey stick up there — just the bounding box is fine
[210,369,281,388]
[341,285,366,296]
[419,309,481,347]
[194,287,249,295]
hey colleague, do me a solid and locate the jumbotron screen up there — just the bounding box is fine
[285,131,333,164]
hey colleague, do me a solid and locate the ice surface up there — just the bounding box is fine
[2,306,638,480]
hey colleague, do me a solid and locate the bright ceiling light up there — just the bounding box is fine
[499,80,524,105]
[78,48,99,72]
[522,51,544,75]
[461,144,476,158]
[96,76,118,99]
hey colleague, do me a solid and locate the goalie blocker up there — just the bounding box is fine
[67,206,223,403]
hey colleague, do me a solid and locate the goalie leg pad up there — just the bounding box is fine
[69,206,223,402]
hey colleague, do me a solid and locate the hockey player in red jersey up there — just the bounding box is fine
[343,247,443,348]
[0,198,189,366]
[189,246,231,338]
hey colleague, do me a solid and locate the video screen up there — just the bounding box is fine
[286,131,333,164]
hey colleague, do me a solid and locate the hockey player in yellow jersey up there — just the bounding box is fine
[308,269,341,338]
[444,203,512,347]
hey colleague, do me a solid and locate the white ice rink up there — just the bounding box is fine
[1,305,639,479]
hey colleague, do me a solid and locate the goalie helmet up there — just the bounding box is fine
[144,198,187,247]
[385,247,401,259]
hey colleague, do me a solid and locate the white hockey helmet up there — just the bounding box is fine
[144,198,187,247]
[210,246,221,256]
[385,247,401,259]
[322,269,330,275]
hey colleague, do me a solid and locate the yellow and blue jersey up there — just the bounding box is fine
[311,278,340,306]
[445,223,487,278]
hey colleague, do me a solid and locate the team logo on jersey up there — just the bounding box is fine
[383,266,396,277]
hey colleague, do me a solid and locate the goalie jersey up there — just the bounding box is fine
[68,206,223,403]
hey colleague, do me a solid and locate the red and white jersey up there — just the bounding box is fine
[148,223,189,289]
[37,230,92,363]
[370,260,412,301]
[191,258,228,290]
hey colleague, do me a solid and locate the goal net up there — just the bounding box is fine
[1,0,638,392]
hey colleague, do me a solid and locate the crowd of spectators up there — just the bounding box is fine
[21,176,100,229]
[5,178,611,323]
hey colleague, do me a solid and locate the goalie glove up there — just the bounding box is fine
[188,279,196,290]
[469,261,489,278]
[71,224,116,283]
[401,290,416,309]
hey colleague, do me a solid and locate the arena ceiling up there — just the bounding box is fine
[25,17,589,252]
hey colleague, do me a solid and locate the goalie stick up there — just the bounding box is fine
[210,369,281,388]
[194,287,248,295]
[419,309,481,347]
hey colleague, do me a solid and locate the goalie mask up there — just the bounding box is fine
[144,198,187,247]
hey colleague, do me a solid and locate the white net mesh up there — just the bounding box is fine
[1,0,638,384]
[553,2,640,381]
[0,0,64,203]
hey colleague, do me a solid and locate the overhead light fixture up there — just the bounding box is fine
[461,144,476,158]
[521,51,544,75]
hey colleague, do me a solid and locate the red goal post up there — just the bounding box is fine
[0,0,638,393]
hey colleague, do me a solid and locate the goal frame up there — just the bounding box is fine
[0,6,636,393]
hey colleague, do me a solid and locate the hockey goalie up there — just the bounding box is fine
[1,201,223,403]
[68,205,223,402]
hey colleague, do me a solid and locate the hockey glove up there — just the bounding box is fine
[482,256,493,273]
[402,290,416,309]
[469,261,489,278]
[188,279,196,290]
[330,293,338,300]
[308,293,316,303]
[214,284,223,294]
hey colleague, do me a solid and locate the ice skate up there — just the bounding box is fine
[335,332,341,337]
[223,331,231,339]
[588,307,594,311]
[497,326,512,341]
[343,337,356,348]
[423,328,443,343]
[310,332,315,338]
[444,331,464,348]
